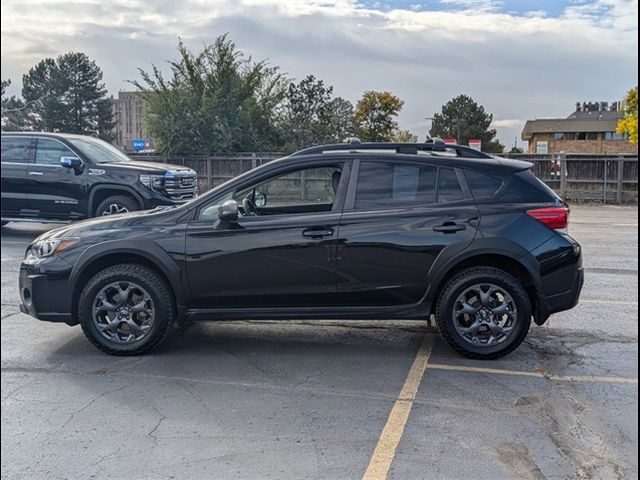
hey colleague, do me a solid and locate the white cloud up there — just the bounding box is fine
[0,0,637,146]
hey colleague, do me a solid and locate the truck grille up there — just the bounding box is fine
[164,170,198,200]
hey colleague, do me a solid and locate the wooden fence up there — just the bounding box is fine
[132,152,639,204]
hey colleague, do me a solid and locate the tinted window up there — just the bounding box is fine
[355,161,436,209]
[1,137,31,163]
[466,171,503,199]
[68,137,130,163]
[437,168,465,203]
[35,138,75,165]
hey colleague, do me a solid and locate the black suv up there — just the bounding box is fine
[18,140,583,358]
[1,132,197,224]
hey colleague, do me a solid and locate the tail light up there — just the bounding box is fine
[527,207,569,232]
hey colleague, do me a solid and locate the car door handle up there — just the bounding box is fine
[434,222,466,233]
[302,227,335,239]
[28,171,44,176]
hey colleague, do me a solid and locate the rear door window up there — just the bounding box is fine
[355,161,437,209]
[1,137,31,163]
[436,168,465,203]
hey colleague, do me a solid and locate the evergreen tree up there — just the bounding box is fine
[280,75,354,151]
[22,52,113,139]
[429,94,504,153]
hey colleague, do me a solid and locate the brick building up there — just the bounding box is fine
[111,91,154,152]
[521,101,637,155]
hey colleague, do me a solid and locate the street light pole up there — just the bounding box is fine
[425,116,435,141]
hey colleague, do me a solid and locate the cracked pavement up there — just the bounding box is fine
[1,205,638,479]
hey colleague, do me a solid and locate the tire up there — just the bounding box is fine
[94,195,139,217]
[435,267,532,360]
[78,264,175,355]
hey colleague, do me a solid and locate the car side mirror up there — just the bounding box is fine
[60,156,84,174]
[218,199,239,223]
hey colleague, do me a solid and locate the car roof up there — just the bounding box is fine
[1,131,97,140]
[271,150,532,175]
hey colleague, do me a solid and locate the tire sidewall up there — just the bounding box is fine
[95,195,139,217]
[437,269,531,358]
[79,266,173,355]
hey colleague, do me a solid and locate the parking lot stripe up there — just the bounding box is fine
[362,335,434,480]
[427,363,638,384]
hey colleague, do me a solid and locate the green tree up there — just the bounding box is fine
[353,91,405,142]
[22,52,113,139]
[429,94,504,153]
[133,35,287,155]
[391,129,418,143]
[280,75,353,151]
[1,79,31,131]
[616,86,638,144]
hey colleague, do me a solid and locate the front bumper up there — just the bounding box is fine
[19,256,75,325]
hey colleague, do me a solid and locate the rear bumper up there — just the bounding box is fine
[531,233,584,325]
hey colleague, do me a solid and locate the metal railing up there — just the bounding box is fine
[133,152,639,204]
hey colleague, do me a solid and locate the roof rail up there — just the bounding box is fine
[289,138,492,159]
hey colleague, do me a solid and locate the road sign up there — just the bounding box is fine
[132,139,145,151]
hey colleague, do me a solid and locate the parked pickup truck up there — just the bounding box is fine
[1,132,197,224]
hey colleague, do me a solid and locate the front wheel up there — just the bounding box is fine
[78,264,175,355]
[95,195,139,217]
[435,267,532,359]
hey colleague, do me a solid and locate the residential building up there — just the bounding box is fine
[521,101,637,155]
[111,91,154,152]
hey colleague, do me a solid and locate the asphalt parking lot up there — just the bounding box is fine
[1,205,638,480]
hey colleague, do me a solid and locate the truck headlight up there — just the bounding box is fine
[139,174,165,191]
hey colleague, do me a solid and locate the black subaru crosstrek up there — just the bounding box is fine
[18,140,583,359]
[1,132,197,224]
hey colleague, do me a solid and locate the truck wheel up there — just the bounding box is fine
[95,195,139,217]
[435,267,531,359]
[78,264,175,355]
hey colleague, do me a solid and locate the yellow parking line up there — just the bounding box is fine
[427,363,638,384]
[362,335,434,480]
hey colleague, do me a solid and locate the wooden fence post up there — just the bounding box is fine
[617,156,625,204]
[560,153,567,200]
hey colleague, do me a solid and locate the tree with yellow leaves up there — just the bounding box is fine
[616,86,638,144]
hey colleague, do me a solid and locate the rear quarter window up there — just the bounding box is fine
[465,171,503,199]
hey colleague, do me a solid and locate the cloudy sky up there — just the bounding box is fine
[1,0,638,147]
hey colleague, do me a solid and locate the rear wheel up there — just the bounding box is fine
[95,195,139,217]
[78,264,174,355]
[435,267,531,359]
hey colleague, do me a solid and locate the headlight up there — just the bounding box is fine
[139,174,165,191]
[31,238,80,258]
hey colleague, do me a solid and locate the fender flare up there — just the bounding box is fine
[424,237,543,304]
[69,239,186,314]
[88,185,145,215]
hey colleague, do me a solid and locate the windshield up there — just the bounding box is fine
[67,137,132,163]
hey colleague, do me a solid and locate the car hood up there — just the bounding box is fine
[97,160,195,175]
[33,206,185,242]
